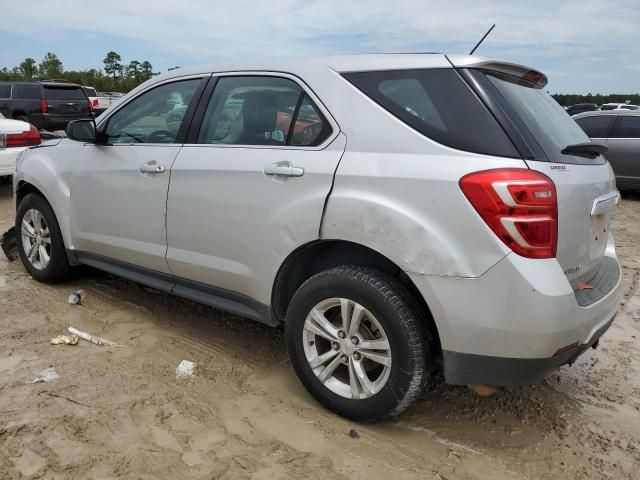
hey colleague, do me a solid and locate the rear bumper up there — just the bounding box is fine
[0,147,26,176]
[408,238,622,386]
[442,314,615,386]
[31,113,92,130]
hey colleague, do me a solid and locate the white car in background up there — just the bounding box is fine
[601,103,639,111]
[0,113,40,177]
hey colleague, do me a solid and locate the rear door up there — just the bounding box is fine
[605,114,640,185]
[43,85,91,119]
[166,73,344,304]
[479,71,618,282]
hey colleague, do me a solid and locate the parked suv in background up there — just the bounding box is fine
[10,54,622,421]
[0,81,93,130]
[574,110,640,189]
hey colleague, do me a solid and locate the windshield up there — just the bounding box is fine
[486,72,590,159]
[44,87,87,101]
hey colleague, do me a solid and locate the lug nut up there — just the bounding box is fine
[337,330,346,339]
[340,355,349,364]
[353,352,361,361]
[351,336,359,345]
[332,342,340,351]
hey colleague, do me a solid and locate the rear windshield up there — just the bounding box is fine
[343,69,519,158]
[484,72,590,162]
[601,104,617,111]
[44,87,87,101]
[83,87,98,97]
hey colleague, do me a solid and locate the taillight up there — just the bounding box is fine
[88,100,94,113]
[92,99,99,108]
[6,124,41,148]
[40,99,48,113]
[459,168,557,259]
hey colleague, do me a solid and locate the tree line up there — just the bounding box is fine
[0,51,158,93]
[552,93,640,107]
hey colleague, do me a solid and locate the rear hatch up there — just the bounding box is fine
[458,61,618,283]
[43,85,91,118]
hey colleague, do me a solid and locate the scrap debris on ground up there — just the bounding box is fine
[0,183,639,479]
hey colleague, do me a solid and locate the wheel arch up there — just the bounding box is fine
[272,239,442,355]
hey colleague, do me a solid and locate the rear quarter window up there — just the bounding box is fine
[12,84,43,100]
[44,87,87,101]
[0,84,10,98]
[575,116,615,139]
[343,69,519,158]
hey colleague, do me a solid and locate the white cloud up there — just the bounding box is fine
[1,0,639,92]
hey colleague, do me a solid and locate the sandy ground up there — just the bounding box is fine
[0,181,639,480]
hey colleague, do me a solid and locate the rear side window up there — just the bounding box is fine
[13,84,42,99]
[610,116,640,139]
[575,116,614,138]
[44,87,87,101]
[0,84,10,98]
[343,69,519,158]
[198,76,332,147]
[601,104,617,111]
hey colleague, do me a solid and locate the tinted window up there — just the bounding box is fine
[610,116,640,139]
[198,76,328,146]
[601,104,617,111]
[0,84,10,98]
[44,87,87,101]
[486,73,589,158]
[105,79,200,144]
[343,69,519,158]
[13,84,42,99]
[575,116,614,138]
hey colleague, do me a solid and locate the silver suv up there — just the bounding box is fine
[11,54,622,421]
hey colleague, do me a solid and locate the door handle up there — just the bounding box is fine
[139,162,166,174]
[263,162,304,178]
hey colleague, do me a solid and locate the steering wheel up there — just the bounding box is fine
[146,130,176,144]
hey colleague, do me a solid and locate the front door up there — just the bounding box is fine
[166,74,345,304]
[69,77,204,273]
[606,114,640,186]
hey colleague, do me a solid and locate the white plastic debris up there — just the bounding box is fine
[67,290,86,305]
[176,360,197,379]
[31,367,60,384]
[51,334,79,345]
[68,326,123,347]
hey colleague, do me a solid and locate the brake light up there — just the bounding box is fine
[92,98,99,108]
[88,100,94,113]
[459,169,557,259]
[6,124,41,148]
[39,99,48,113]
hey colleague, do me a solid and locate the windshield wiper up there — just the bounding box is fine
[561,142,607,159]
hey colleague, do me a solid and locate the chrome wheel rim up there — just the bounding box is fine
[21,208,51,270]
[303,298,392,400]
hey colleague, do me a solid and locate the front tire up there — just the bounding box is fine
[16,193,70,283]
[285,266,430,422]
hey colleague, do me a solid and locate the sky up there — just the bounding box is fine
[0,0,638,94]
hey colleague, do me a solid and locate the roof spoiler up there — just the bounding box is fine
[446,55,548,88]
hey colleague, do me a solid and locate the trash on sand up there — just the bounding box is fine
[51,334,80,346]
[68,326,124,347]
[0,226,18,262]
[31,367,60,384]
[67,290,86,305]
[176,360,197,379]
[348,428,360,439]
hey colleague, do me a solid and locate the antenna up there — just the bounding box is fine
[469,24,496,55]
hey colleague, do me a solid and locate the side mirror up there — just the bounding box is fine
[66,119,97,143]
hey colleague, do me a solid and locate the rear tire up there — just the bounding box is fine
[16,193,70,283]
[285,265,430,422]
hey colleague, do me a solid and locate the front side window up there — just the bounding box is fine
[13,84,42,100]
[105,79,200,144]
[610,116,640,139]
[343,68,519,158]
[575,115,614,139]
[198,76,331,147]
